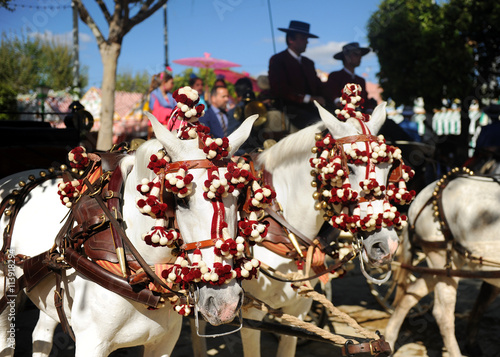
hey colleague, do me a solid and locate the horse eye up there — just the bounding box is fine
[176,197,190,209]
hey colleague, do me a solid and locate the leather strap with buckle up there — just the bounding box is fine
[342,337,391,356]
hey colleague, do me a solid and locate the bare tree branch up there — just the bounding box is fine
[125,0,167,34]
[95,0,112,23]
[73,0,106,46]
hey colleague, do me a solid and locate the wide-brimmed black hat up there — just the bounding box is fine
[278,20,318,38]
[334,42,370,60]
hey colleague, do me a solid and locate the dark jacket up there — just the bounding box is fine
[325,69,368,105]
[199,106,240,138]
[268,50,324,107]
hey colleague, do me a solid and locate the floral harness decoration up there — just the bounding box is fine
[58,86,275,316]
[310,84,416,236]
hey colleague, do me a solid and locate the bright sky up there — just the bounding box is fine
[0,0,381,91]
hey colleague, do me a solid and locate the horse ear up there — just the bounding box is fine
[314,101,353,138]
[144,111,183,158]
[227,114,259,156]
[366,102,387,134]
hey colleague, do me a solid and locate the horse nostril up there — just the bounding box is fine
[371,242,388,259]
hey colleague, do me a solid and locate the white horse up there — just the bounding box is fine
[237,101,403,356]
[384,171,500,357]
[0,113,258,357]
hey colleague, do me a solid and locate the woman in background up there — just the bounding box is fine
[148,71,176,137]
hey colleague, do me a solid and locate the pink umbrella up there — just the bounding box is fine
[214,69,259,92]
[173,52,241,70]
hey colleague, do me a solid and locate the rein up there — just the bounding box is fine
[259,251,355,283]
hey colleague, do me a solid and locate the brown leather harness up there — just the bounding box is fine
[0,148,236,338]
[0,145,391,355]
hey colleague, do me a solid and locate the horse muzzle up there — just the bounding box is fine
[362,236,399,267]
[196,283,244,326]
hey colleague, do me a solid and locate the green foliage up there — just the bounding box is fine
[0,85,17,120]
[367,0,499,110]
[115,69,150,93]
[172,68,236,100]
[0,32,88,96]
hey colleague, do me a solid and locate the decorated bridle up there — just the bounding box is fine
[310,84,415,261]
[134,88,276,316]
[58,87,276,317]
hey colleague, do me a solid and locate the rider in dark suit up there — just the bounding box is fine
[325,42,375,113]
[268,20,326,130]
[199,86,239,138]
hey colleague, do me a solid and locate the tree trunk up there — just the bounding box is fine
[96,42,121,151]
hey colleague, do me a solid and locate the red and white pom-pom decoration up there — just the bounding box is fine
[203,169,233,200]
[386,180,416,205]
[327,178,358,205]
[203,136,231,160]
[309,86,415,235]
[225,160,255,190]
[164,167,194,198]
[57,179,83,207]
[175,303,192,316]
[247,181,276,211]
[177,123,199,140]
[68,146,90,170]
[136,177,169,219]
[334,83,370,122]
[238,211,269,244]
[233,257,260,280]
[147,150,170,174]
[172,86,206,122]
[142,220,181,248]
[214,228,246,259]
[359,171,386,198]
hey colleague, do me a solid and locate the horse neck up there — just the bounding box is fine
[261,128,325,239]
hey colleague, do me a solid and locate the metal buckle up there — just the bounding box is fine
[344,339,355,357]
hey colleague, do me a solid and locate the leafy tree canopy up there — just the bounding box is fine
[368,0,498,110]
[0,32,88,95]
[115,69,150,93]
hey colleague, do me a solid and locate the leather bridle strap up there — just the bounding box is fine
[164,159,231,173]
[264,206,315,247]
[259,251,354,283]
[181,238,218,252]
[83,178,180,297]
[342,337,392,357]
[335,134,378,145]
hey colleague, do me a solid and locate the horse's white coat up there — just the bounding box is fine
[385,176,500,357]
[238,102,401,357]
[0,114,258,357]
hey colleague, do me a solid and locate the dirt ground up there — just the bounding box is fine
[11,264,500,357]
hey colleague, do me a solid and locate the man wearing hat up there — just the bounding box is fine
[268,20,326,130]
[325,42,373,112]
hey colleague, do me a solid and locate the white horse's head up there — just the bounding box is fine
[315,102,401,268]
[131,112,258,325]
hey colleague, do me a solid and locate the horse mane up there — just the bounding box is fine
[120,139,163,181]
[257,122,325,171]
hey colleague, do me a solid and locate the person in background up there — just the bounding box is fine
[325,42,375,113]
[199,86,239,138]
[189,75,207,108]
[148,71,176,137]
[228,77,255,121]
[213,74,227,88]
[268,20,326,130]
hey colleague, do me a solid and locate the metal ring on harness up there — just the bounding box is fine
[344,339,355,357]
